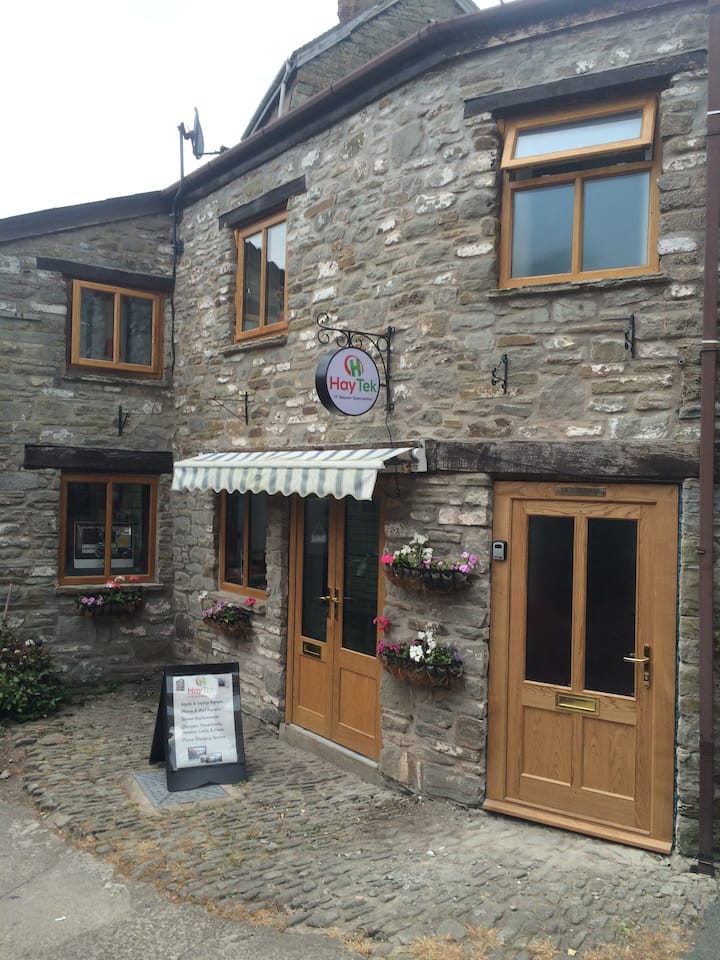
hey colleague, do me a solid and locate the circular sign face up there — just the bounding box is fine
[315,347,381,416]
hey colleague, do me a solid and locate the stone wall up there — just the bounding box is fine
[167,0,715,838]
[378,473,492,804]
[0,216,177,684]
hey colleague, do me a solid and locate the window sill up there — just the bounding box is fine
[62,371,170,388]
[56,582,166,595]
[220,331,289,355]
[489,273,668,299]
[205,587,267,616]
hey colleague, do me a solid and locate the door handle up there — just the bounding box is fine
[318,595,338,602]
[623,644,651,686]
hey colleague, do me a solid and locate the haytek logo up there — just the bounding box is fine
[345,355,363,378]
[329,353,377,396]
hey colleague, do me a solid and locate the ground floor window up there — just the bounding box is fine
[60,473,158,582]
[220,491,268,595]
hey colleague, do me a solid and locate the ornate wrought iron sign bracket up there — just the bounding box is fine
[316,313,395,413]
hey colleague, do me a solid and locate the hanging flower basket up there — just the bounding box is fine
[381,533,477,593]
[384,566,469,593]
[377,625,463,689]
[201,598,254,634]
[379,653,463,688]
[204,620,250,636]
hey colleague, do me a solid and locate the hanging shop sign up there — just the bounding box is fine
[149,661,246,792]
[315,347,381,416]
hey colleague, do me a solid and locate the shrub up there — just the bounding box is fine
[0,624,66,722]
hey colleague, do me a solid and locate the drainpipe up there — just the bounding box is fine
[697,0,720,877]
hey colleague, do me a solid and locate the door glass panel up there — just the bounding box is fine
[342,498,379,657]
[525,515,574,685]
[301,497,329,642]
[585,518,637,696]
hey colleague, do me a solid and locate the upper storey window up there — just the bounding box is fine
[499,96,659,287]
[234,212,288,341]
[71,280,163,376]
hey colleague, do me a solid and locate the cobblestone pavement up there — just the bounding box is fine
[5,682,719,959]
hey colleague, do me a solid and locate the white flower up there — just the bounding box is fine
[426,638,437,653]
[422,547,433,561]
[409,643,425,662]
[411,533,428,545]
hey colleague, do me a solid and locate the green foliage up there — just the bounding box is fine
[0,624,66,722]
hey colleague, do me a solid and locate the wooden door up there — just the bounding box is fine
[288,495,382,760]
[486,482,678,852]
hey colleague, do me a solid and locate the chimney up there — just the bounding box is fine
[337,0,377,23]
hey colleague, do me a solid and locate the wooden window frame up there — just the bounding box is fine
[70,279,164,376]
[499,96,660,288]
[59,473,158,584]
[234,211,288,343]
[219,491,268,598]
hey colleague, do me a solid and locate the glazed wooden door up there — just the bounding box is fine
[289,495,382,759]
[486,482,678,852]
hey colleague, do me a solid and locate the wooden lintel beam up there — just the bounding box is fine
[423,440,702,483]
[23,444,173,475]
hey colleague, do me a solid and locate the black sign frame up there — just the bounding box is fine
[150,662,247,792]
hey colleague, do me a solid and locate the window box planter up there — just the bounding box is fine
[379,653,463,688]
[384,566,470,593]
[75,579,143,616]
[200,598,254,634]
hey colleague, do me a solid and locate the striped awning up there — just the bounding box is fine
[171,446,426,501]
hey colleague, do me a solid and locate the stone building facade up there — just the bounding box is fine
[1,0,718,860]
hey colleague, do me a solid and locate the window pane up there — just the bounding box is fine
[525,515,574,686]
[119,295,153,366]
[111,483,150,575]
[248,493,268,591]
[265,222,286,327]
[242,232,262,332]
[223,493,245,586]
[66,481,108,577]
[342,498,379,657]
[582,172,650,271]
[585,518,637,697]
[515,111,643,159]
[302,497,329,643]
[79,288,114,360]
[512,183,574,278]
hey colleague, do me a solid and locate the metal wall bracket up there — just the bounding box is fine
[491,354,508,394]
[211,393,250,425]
[118,405,130,436]
[624,314,636,358]
[316,313,395,412]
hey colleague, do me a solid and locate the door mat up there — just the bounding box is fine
[134,770,228,807]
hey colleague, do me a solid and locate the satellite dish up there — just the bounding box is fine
[189,107,204,160]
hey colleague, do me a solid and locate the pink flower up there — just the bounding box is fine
[380,554,394,565]
[373,615,390,633]
[244,597,257,607]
